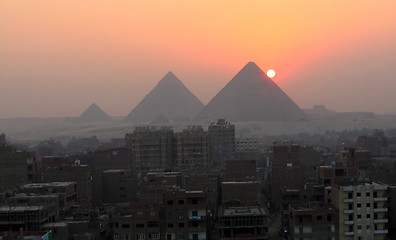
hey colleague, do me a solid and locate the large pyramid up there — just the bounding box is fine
[125,72,204,122]
[196,62,306,122]
[77,103,112,122]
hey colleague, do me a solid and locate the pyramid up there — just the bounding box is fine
[77,103,112,122]
[196,62,306,122]
[125,72,204,122]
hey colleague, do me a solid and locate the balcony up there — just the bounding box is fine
[374,219,388,224]
[344,232,354,236]
[374,197,387,202]
[373,208,388,213]
[343,198,353,203]
[344,220,354,225]
[344,209,353,214]
[373,185,387,191]
[374,229,388,234]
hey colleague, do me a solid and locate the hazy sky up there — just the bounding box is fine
[1,1,396,118]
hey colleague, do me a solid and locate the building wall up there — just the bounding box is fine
[174,127,209,170]
[125,127,174,170]
[164,190,207,240]
[332,182,389,240]
[208,119,235,168]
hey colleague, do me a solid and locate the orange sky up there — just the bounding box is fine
[1,1,396,117]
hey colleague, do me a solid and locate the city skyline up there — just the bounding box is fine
[1,1,396,118]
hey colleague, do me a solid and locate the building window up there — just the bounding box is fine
[167,200,173,205]
[115,222,119,229]
[122,224,130,228]
[374,191,378,198]
[179,222,185,228]
[192,199,198,205]
[167,223,174,228]
[192,211,198,216]
[166,234,171,240]
[178,234,185,239]
[122,234,129,240]
[357,203,361,208]
[357,192,361,197]
[366,214,370,218]
[178,211,184,217]
[327,215,332,222]
[299,227,303,234]
[136,224,145,228]
[178,200,184,205]
[114,233,119,240]
[168,212,173,217]
[366,192,370,197]
[357,214,361,219]
[366,203,370,207]
[317,215,322,220]
[192,234,198,240]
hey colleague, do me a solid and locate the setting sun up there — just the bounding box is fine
[267,69,276,78]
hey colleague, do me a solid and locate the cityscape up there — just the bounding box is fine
[1,1,396,240]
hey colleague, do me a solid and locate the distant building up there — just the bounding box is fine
[92,169,137,205]
[355,129,387,155]
[174,126,209,170]
[0,143,35,190]
[269,144,304,204]
[208,119,235,168]
[236,138,258,152]
[125,127,174,170]
[40,157,91,202]
[93,147,132,170]
[225,160,256,181]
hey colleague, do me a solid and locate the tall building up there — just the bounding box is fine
[174,126,209,170]
[0,142,35,190]
[208,119,235,168]
[331,182,389,240]
[125,127,174,170]
[269,144,304,204]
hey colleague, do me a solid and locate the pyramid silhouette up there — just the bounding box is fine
[196,62,306,122]
[77,103,112,122]
[125,72,204,122]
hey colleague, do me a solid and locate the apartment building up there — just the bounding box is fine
[288,202,336,240]
[164,189,207,240]
[217,206,268,240]
[332,182,389,240]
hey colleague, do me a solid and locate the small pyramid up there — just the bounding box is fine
[77,103,112,122]
[125,72,204,122]
[196,62,306,122]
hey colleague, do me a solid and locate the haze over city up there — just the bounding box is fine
[1,1,396,118]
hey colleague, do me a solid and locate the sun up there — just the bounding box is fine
[266,69,276,78]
